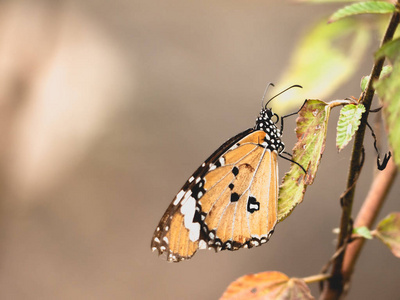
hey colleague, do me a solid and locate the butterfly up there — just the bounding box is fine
[151,84,304,262]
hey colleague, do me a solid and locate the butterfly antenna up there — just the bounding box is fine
[261,83,275,108]
[265,84,303,108]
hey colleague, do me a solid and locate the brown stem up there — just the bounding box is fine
[320,6,400,300]
[342,159,397,287]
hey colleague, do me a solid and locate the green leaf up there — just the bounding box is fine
[375,37,400,62]
[273,18,371,115]
[221,271,314,300]
[353,226,373,239]
[375,39,400,166]
[329,2,395,23]
[375,212,400,258]
[278,100,330,221]
[361,65,392,91]
[336,104,366,151]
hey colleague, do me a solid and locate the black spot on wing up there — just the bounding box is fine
[214,160,221,168]
[247,196,260,213]
[232,166,239,176]
[230,192,240,202]
[191,179,206,200]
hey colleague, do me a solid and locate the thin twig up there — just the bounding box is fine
[303,274,331,284]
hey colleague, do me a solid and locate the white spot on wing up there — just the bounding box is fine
[189,176,194,183]
[180,197,200,242]
[251,240,259,247]
[249,203,259,210]
[199,240,207,249]
[173,190,185,205]
[180,191,193,206]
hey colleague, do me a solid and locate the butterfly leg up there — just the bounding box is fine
[279,152,306,174]
[281,151,293,158]
[369,106,383,113]
[365,121,391,170]
[280,99,307,133]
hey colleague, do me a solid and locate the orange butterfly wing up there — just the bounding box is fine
[151,129,278,262]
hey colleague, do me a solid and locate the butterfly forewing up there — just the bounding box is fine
[151,127,280,262]
[151,129,253,261]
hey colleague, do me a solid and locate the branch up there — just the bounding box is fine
[342,159,397,286]
[320,5,400,299]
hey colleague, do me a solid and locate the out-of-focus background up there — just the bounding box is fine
[0,0,398,299]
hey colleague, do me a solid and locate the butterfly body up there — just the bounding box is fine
[151,107,285,262]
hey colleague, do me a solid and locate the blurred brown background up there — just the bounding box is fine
[0,0,398,299]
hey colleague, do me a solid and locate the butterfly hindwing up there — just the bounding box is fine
[151,129,279,262]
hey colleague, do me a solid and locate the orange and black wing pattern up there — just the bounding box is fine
[151,108,285,262]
